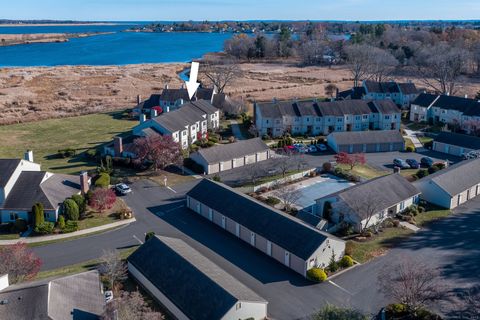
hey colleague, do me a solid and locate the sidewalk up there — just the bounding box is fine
[403,129,424,150]
[0,218,136,245]
[399,221,420,232]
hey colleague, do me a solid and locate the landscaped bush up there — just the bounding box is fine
[265,196,281,206]
[406,146,415,152]
[63,199,80,221]
[32,203,44,227]
[34,222,54,235]
[322,162,333,173]
[62,221,79,233]
[145,231,156,242]
[94,172,111,188]
[307,268,327,282]
[433,162,446,170]
[339,255,354,268]
[57,215,66,229]
[212,175,221,182]
[415,169,429,179]
[333,167,361,183]
[428,165,441,174]
[386,303,408,316]
[71,194,86,215]
[12,219,28,233]
[57,148,76,158]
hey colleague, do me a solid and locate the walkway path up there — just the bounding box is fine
[404,128,424,151]
[230,120,247,140]
[0,218,135,245]
[399,221,420,232]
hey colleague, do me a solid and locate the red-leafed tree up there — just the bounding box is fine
[334,152,366,170]
[133,135,183,171]
[0,242,42,283]
[89,188,117,213]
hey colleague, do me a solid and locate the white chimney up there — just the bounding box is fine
[0,274,9,291]
[151,109,158,118]
[24,150,34,162]
[465,94,468,99]
[165,84,169,90]
[166,106,170,113]
[140,114,147,123]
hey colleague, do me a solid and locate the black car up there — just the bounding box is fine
[420,157,434,168]
[406,159,420,169]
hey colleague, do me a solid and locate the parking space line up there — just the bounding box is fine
[166,186,177,193]
[328,280,353,295]
[133,235,144,245]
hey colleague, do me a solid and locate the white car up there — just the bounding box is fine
[115,183,132,195]
[316,144,327,152]
[105,290,113,303]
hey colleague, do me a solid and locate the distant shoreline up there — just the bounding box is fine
[0,23,120,27]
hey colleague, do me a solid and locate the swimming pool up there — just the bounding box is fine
[293,175,355,209]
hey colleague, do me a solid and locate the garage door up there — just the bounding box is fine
[338,145,350,153]
[366,143,377,153]
[352,144,364,153]
[379,143,390,152]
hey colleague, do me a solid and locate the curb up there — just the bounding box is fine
[0,218,136,245]
[327,262,361,281]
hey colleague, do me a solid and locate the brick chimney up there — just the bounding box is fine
[24,150,34,162]
[114,137,123,157]
[80,171,90,195]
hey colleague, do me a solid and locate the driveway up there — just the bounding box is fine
[32,178,480,319]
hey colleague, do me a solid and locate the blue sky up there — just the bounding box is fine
[2,0,479,21]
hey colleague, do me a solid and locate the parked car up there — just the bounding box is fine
[462,151,480,160]
[316,144,328,152]
[393,158,411,169]
[105,290,113,303]
[307,145,317,153]
[420,157,434,168]
[294,144,308,153]
[406,159,420,169]
[115,183,132,195]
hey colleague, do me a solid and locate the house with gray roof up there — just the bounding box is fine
[315,173,420,232]
[410,93,480,134]
[186,179,346,276]
[432,132,480,157]
[0,270,105,320]
[363,80,419,107]
[129,100,219,150]
[0,152,88,224]
[414,158,480,209]
[254,98,401,138]
[128,236,268,320]
[327,130,405,153]
[190,138,270,174]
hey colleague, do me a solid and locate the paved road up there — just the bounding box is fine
[31,175,480,319]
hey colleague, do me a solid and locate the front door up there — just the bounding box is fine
[208,209,213,221]
[235,223,240,237]
[267,241,272,256]
[221,216,226,229]
[284,251,290,267]
[250,232,255,246]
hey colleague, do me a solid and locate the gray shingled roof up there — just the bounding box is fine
[0,271,104,320]
[412,93,439,107]
[1,171,52,210]
[364,81,400,94]
[40,174,81,210]
[416,158,480,196]
[433,95,480,117]
[187,179,334,260]
[0,159,20,188]
[328,130,404,146]
[193,138,269,164]
[398,82,419,95]
[152,100,218,133]
[128,236,266,320]
[332,174,420,219]
[159,87,214,103]
[435,132,480,150]
[370,100,401,114]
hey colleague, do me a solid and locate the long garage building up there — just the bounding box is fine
[414,158,480,209]
[186,179,346,277]
[432,132,480,157]
[327,130,405,153]
[190,138,270,174]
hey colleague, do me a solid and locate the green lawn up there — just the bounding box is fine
[404,138,415,150]
[418,136,433,145]
[415,209,451,227]
[0,233,20,240]
[348,227,413,263]
[0,111,136,174]
[338,164,388,180]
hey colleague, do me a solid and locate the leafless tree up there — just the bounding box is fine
[378,257,446,315]
[471,41,480,75]
[98,250,128,291]
[102,290,164,320]
[299,39,327,65]
[368,47,399,82]
[273,184,302,212]
[344,44,375,87]
[201,59,241,94]
[415,43,469,95]
[324,84,338,99]
[291,153,309,172]
[222,97,248,116]
[245,162,265,187]
[276,151,294,178]
[344,191,382,233]
[455,286,480,319]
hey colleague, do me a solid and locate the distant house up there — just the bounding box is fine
[363,80,419,107]
[0,271,105,320]
[432,132,480,157]
[315,174,420,232]
[254,99,401,138]
[336,87,366,100]
[105,101,220,155]
[410,93,480,134]
[0,152,88,224]
[414,158,480,209]
[133,85,226,116]
[186,179,346,276]
[128,236,268,320]
[190,138,271,174]
[327,130,405,153]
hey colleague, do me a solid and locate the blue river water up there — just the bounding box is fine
[0,24,232,66]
